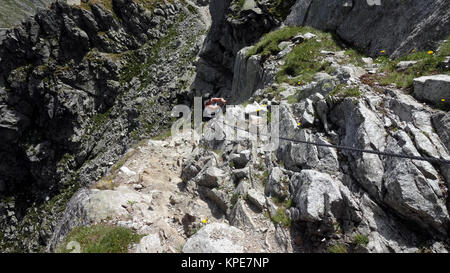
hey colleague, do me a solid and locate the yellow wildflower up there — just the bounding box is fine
[442,99,446,102]
[297,122,301,127]
[428,50,434,55]
[380,50,386,54]
[201,218,208,224]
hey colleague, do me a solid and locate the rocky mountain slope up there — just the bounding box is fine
[0,0,209,251]
[0,0,449,253]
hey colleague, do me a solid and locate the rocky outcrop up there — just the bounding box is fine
[285,0,450,57]
[413,75,450,107]
[231,46,263,103]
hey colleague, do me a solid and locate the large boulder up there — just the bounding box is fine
[247,188,266,211]
[229,150,251,169]
[432,112,450,152]
[383,132,449,235]
[291,170,345,223]
[135,234,163,253]
[413,75,450,107]
[265,167,289,199]
[197,166,226,188]
[182,223,245,253]
[83,186,152,223]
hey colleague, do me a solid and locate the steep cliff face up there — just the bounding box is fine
[192,0,281,98]
[0,0,207,251]
[285,0,450,57]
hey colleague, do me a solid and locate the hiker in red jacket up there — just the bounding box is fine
[203,97,227,119]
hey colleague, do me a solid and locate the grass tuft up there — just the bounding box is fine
[352,234,369,247]
[374,37,450,89]
[246,27,303,59]
[270,208,291,228]
[328,243,347,253]
[57,224,143,253]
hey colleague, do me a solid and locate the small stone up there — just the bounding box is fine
[120,166,136,176]
[303,32,317,40]
[396,60,418,71]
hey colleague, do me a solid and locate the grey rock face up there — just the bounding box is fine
[135,234,163,253]
[265,167,288,199]
[285,0,450,57]
[383,132,449,234]
[231,47,263,103]
[230,199,256,229]
[396,61,418,71]
[229,150,251,169]
[197,166,226,188]
[413,75,450,107]
[183,222,245,253]
[247,188,265,211]
[46,188,90,252]
[291,170,344,224]
[432,112,450,152]
[330,99,386,200]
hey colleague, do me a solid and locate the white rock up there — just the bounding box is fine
[247,188,266,210]
[135,234,162,253]
[183,223,245,253]
[303,32,317,40]
[396,60,418,71]
[119,166,136,176]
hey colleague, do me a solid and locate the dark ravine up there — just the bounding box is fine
[0,0,449,253]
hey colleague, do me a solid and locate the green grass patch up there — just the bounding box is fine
[236,0,246,9]
[374,37,450,89]
[276,27,341,84]
[270,208,291,228]
[57,224,143,253]
[272,196,292,209]
[246,26,303,59]
[327,84,361,99]
[328,243,347,253]
[352,234,369,246]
